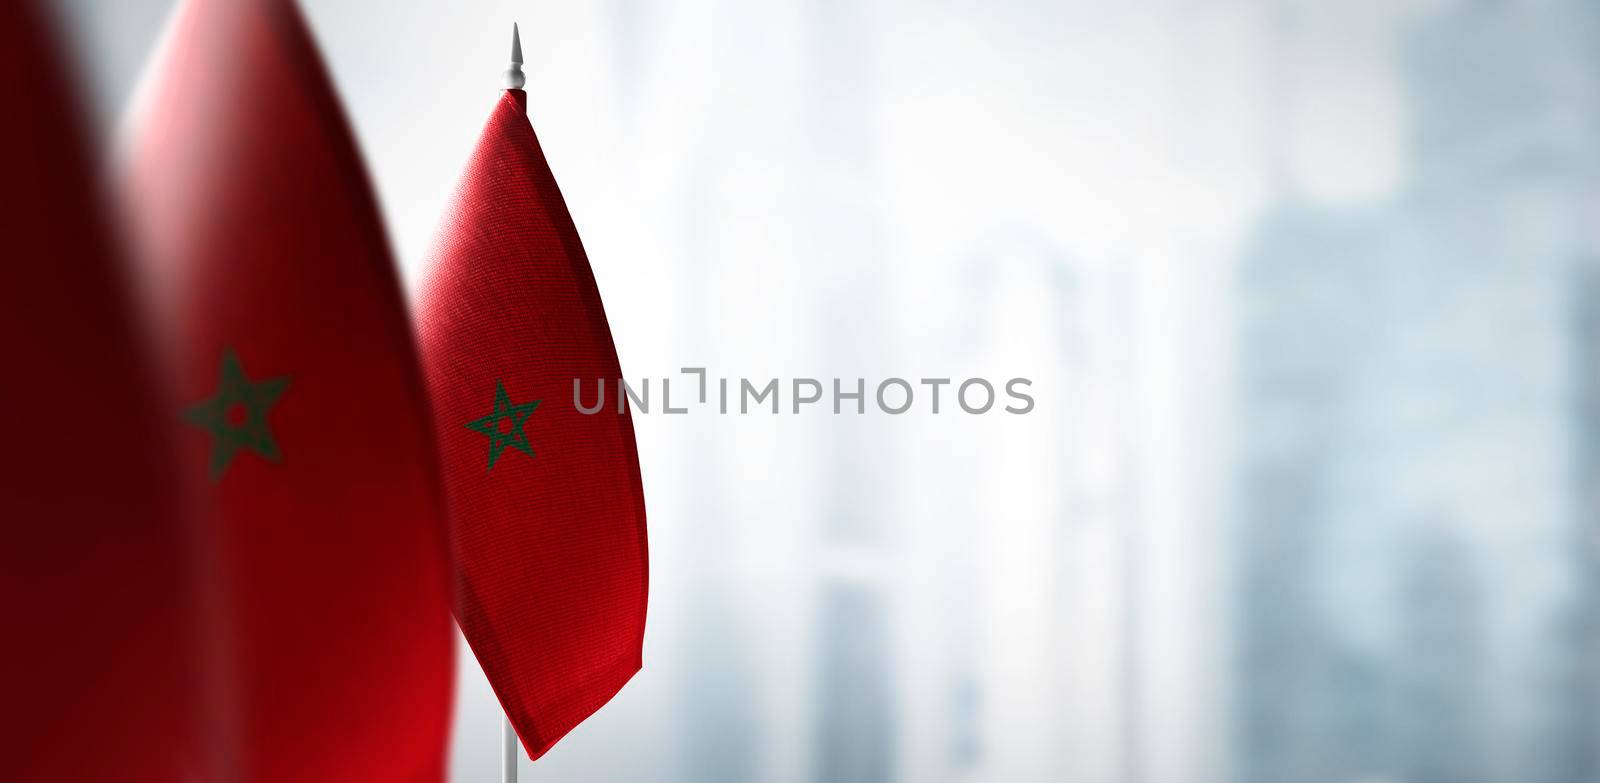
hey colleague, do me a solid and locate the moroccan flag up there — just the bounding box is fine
[416,70,649,756]
[1,2,207,780]
[125,0,454,779]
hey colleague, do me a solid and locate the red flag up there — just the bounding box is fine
[1,2,206,779]
[126,0,454,779]
[416,82,649,756]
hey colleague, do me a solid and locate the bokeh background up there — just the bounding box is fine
[52,0,1600,781]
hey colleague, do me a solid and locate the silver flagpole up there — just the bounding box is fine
[499,24,526,783]
[505,23,526,91]
[502,713,520,783]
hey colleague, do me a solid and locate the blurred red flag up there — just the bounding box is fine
[417,88,649,758]
[126,0,454,779]
[0,3,208,779]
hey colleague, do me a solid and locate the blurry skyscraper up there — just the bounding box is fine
[1233,1,1600,782]
[1233,200,1393,783]
[805,2,897,781]
[1561,262,1600,781]
[1399,520,1488,783]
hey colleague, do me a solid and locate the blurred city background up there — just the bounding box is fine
[53,0,1600,781]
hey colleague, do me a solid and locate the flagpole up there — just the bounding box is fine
[499,23,526,783]
[505,23,526,91]
[502,712,520,783]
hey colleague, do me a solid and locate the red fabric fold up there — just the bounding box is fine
[125,1,454,779]
[418,90,649,760]
[2,2,205,779]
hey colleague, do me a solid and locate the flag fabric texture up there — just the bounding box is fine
[126,0,454,779]
[1,3,206,779]
[418,89,649,759]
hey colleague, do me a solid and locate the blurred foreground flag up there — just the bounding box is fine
[2,2,206,779]
[416,27,649,760]
[125,0,454,779]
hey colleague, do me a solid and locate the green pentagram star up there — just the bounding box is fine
[183,348,290,482]
[466,381,540,471]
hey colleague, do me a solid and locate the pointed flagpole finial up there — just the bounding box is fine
[504,23,526,90]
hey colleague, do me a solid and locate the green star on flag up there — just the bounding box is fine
[184,347,290,482]
[466,381,539,471]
